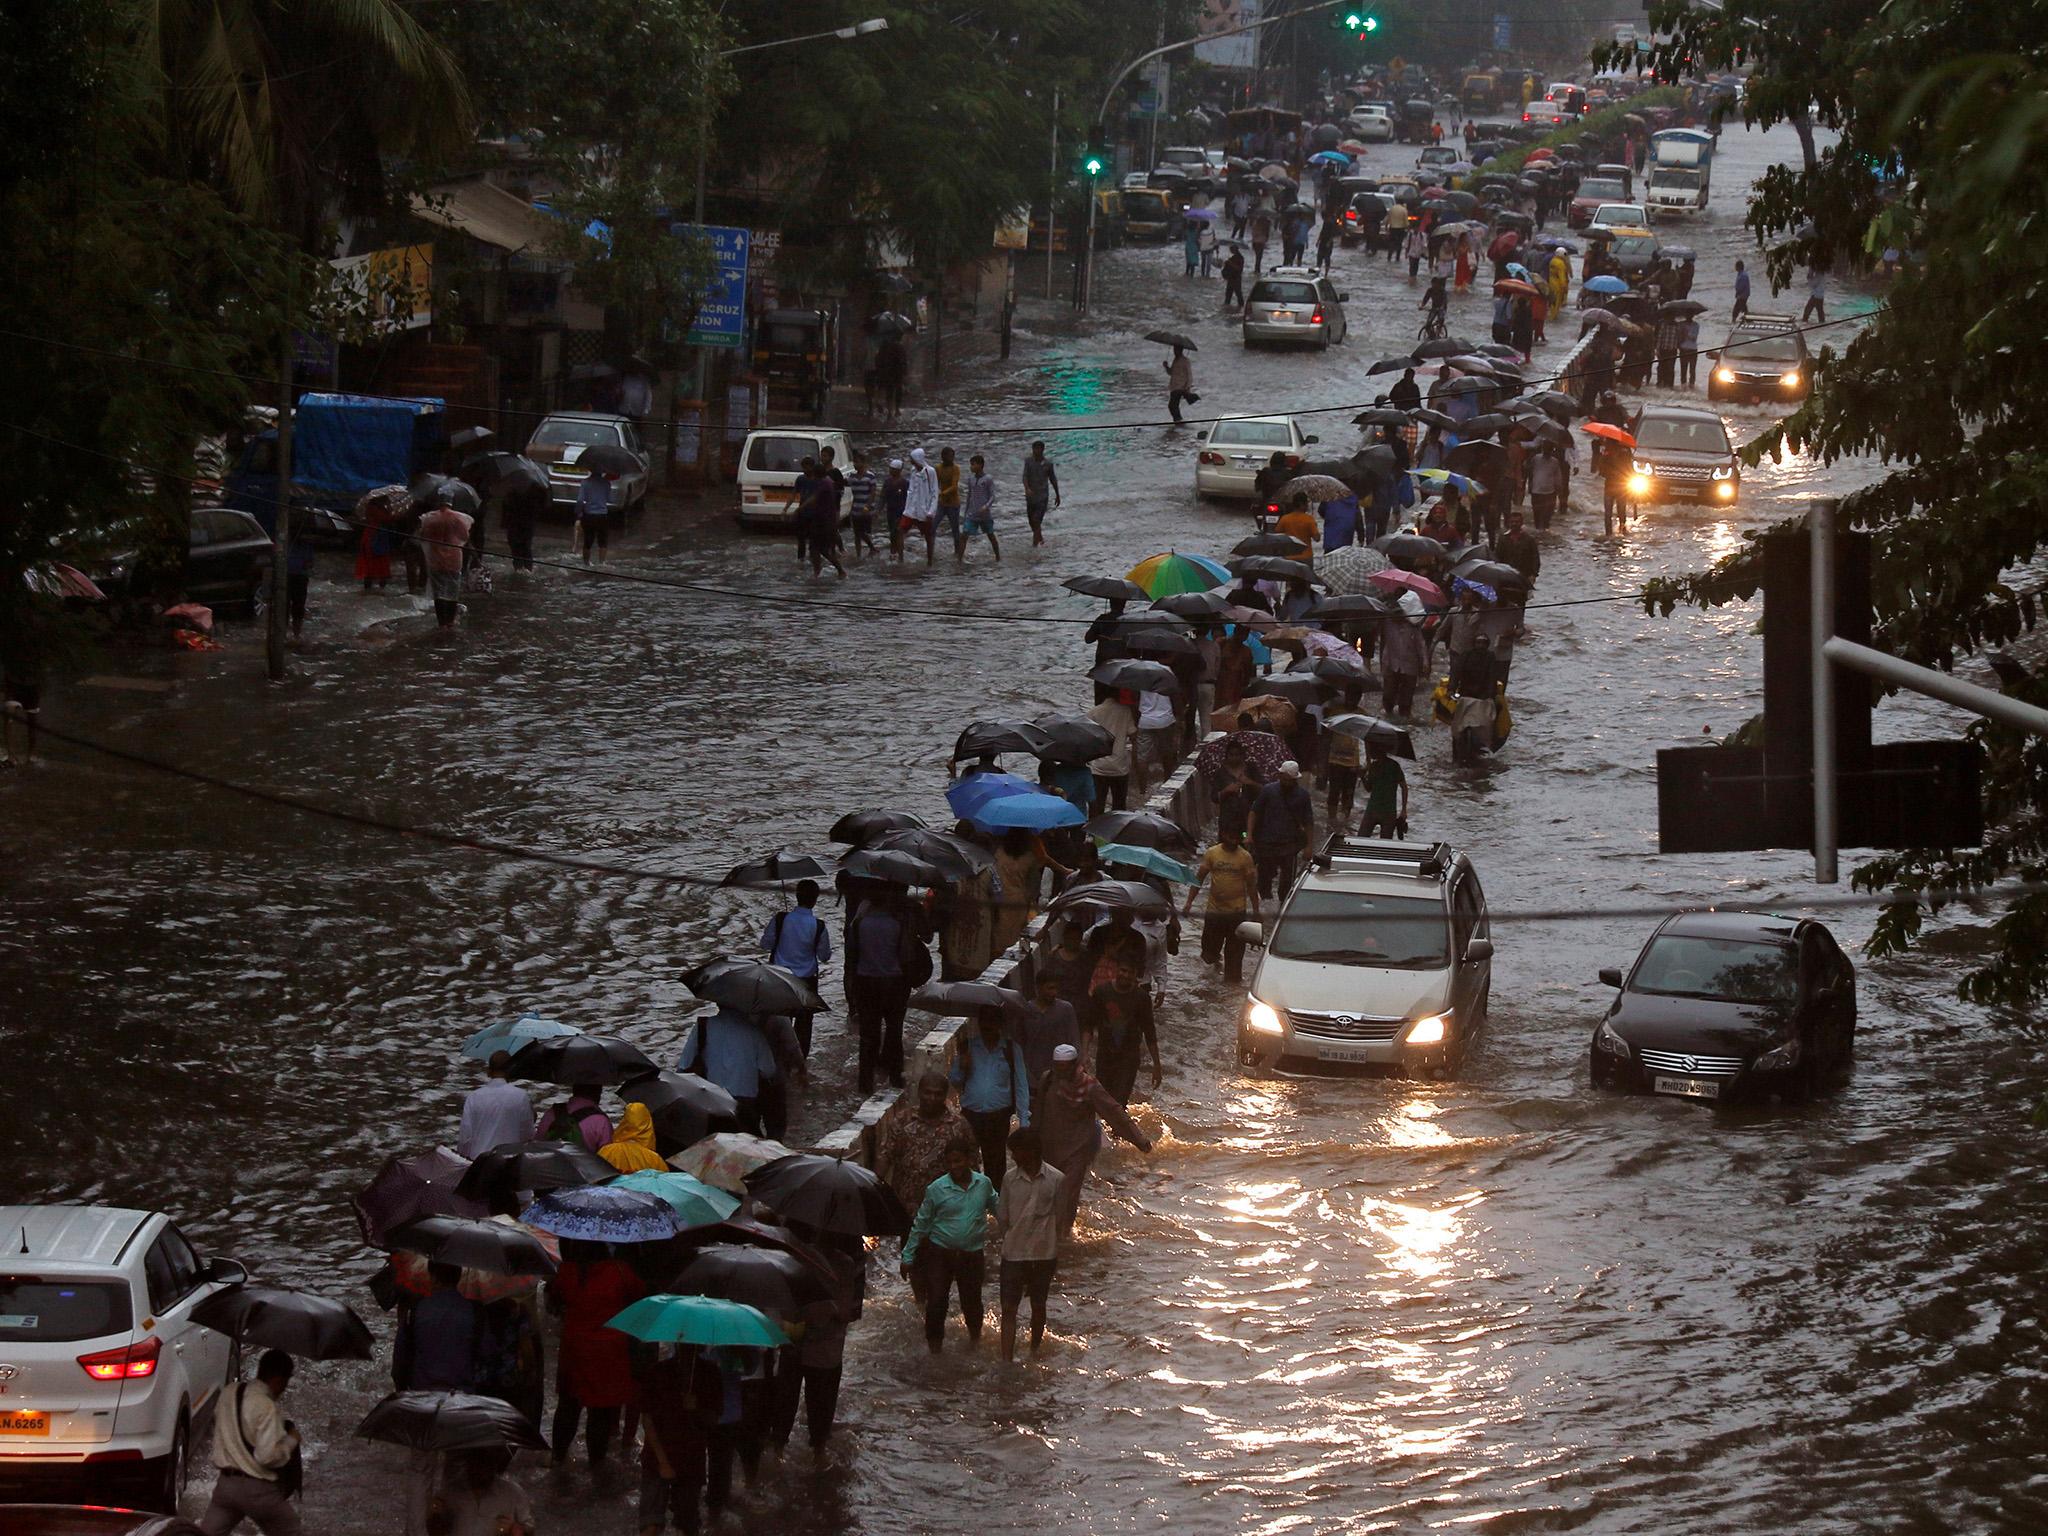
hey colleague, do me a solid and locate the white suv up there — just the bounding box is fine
[1236,838,1493,1075]
[0,1206,245,1510]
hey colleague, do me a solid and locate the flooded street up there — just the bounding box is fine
[8,121,2046,1532]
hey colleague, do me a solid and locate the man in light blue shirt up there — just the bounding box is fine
[760,879,831,1060]
[575,468,612,564]
[898,1139,998,1352]
[457,1050,534,1159]
[679,1009,779,1134]
[949,1009,1030,1191]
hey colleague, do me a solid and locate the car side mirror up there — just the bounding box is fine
[1464,937,1494,963]
[1304,434,1320,445]
[1339,293,1351,302]
[208,1256,249,1286]
[1599,967,1623,988]
[1236,920,1266,946]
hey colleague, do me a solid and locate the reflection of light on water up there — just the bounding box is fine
[1044,357,1110,417]
[1216,1081,1290,1151]
[1702,518,1745,562]
[1380,1092,1454,1148]
[1370,1196,1466,1282]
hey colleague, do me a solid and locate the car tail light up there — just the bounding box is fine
[1283,454,1303,468]
[1199,451,1226,465]
[1311,308,1325,324]
[79,1336,160,1381]
[1522,112,1532,122]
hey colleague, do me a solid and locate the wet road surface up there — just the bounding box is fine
[8,121,2046,1533]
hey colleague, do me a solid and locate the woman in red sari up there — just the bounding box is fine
[549,1240,644,1466]
[354,486,405,589]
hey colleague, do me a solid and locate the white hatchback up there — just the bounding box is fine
[0,1206,244,1510]
[1195,415,1316,500]
[1590,202,1651,231]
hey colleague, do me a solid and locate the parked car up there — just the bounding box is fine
[1625,406,1740,505]
[1590,911,1856,1102]
[1236,837,1493,1076]
[0,1509,203,1536]
[1708,314,1813,404]
[1567,175,1632,228]
[0,1206,247,1510]
[524,413,649,519]
[735,428,855,529]
[1242,268,1350,348]
[1194,414,1315,500]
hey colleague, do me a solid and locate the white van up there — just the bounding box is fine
[736,428,856,529]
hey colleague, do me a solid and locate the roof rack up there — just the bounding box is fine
[1737,311,1799,331]
[1313,834,1453,879]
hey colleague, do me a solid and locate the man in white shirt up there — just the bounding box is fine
[198,1350,300,1534]
[1134,689,1178,794]
[994,1126,1065,1361]
[458,1050,534,1159]
[902,447,940,564]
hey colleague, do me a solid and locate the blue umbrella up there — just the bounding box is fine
[945,773,1085,832]
[1097,843,1197,884]
[1505,262,1531,281]
[1309,150,1352,166]
[521,1185,684,1244]
[605,1170,741,1228]
[1585,274,1630,295]
[1452,576,1499,604]
[461,1013,580,1062]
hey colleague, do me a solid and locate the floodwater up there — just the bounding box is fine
[8,120,2045,1533]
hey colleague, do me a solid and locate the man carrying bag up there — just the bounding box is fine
[198,1349,302,1534]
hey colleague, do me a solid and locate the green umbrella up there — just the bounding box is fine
[605,1170,741,1228]
[606,1293,789,1348]
[1096,842,1197,884]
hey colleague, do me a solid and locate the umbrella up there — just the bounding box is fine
[1153,590,1235,620]
[1258,163,1291,182]
[1289,651,1373,683]
[1121,625,1201,659]
[1456,412,1515,437]
[1062,574,1148,602]
[1182,205,1222,222]
[1089,658,1180,696]
[1408,467,1486,497]
[1493,278,1541,298]
[869,827,997,879]
[670,1132,796,1194]
[838,846,945,887]
[1353,407,1412,428]
[461,452,550,494]
[1369,355,1418,375]
[1580,308,1634,333]
[1525,390,1578,420]
[671,1245,834,1316]
[1277,476,1351,506]
[871,311,917,335]
[683,956,826,1016]
[190,1285,374,1362]
[1231,554,1318,583]
[952,720,1050,762]
[1126,550,1231,598]
[1143,330,1199,351]
[1309,150,1352,166]
[1412,337,1475,360]
[745,1154,911,1237]
[1660,299,1709,318]
[828,808,928,845]
[1451,558,1530,592]
[23,563,109,602]
[1232,531,1311,558]
[387,1215,558,1274]
[1302,591,1395,622]
[1662,244,1699,261]
[1409,407,1459,431]
[568,445,639,480]
[947,773,1085,832]
[1582,422,1637,449]
[1043,879,1177,920]
[721,851,832,888]
[1324,713,1418,760]
[1031,712,1116,764]
[449,426,493,451]
[411,473,481,515]
[1446,441,1508,481]
[1438,376,1489,396]
[1370,568,1447,604]
[456,1141,615,1205]
[1210,695,1295,734]
[358,1391,550,1453]
[1313,545,1393,595]
[1585,274,1630,295]
[522,1185,686,1244]
[1245,674,1333,706]
[460,1014,580,1063]
[607,1294,789,1349]
[1475,342,1524,360]
[606,1169,741,1227]
[353,1147,487,1247]
[507,1033,657,1087]
[1088,809,1196,854]
[617,1069,742,1153]
[1374,532,1451,566]
[1194,729,1290,782]
[1099,844,1197,884]
[911,979,1024,1016]
[1488,232,1522,262]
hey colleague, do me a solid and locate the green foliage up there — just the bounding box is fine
[1479,86,1688,175]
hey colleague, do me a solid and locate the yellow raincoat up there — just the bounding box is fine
[598,1102,667,1173]
[1547,252,1570,315]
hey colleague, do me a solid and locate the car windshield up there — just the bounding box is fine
[531,419,622,449]
[760,321,816,349]
[1268,890,1450,967]
[1612,235,1658,258]
[1635,416,1731,453]
[1596,207,1642,223]
[1578,179,1625,200]
[0,1277,133,1342]
[745,435,822,473]
[1630,935,1798,1003]
[1653,169,1701,186]
[1251,282,1319,304]
[1123,192,1168,211]
[1725,329,1805,362]
[1209,421,1294,447]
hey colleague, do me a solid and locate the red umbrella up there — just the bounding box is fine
[1582,422,1637,449]
[1369,568,1447,605]
[1493,278,1542,298]
[1526,148,1556,162]
[1487,230,1521,262]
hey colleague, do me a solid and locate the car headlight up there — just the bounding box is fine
[1405,1013,1448,1046]
[1754,1035,1802,1072]
[1715,480,1737,499]
[1594,1018,1630,1057]
[1714,367,1736,384]
[1627,472,1653,497]
[1779,370,1802,387]
[1245,999,1285,1036]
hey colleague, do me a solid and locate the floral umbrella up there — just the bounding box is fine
[1195,729,1291,784]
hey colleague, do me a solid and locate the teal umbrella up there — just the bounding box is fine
[606,1294,789,1348]
[1096,843,1197,884]
[461,1013,580,1062]
[605,1170,741,1228]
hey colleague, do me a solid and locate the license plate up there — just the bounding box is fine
[0,1411,49,1436]
[1317,1045,1375,1063]
[763,489,793,502]
[1653,1075,1721,1100]
[1270,310,1294,321]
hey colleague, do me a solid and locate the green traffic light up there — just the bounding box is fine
[1342,10,1363,24]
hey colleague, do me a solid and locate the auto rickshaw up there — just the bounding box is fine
[1397,99,1435,144]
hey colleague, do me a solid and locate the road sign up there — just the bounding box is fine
[685,224,749,350]
[1493,14,1512,50]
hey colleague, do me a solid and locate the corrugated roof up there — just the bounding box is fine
[410,181,563,258]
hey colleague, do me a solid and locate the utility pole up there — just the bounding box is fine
[1810,501,1838,882]
[1047,87,1059,301]
[266,267,296,682]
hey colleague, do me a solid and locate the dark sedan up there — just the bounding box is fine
[1590,911,1856,1104]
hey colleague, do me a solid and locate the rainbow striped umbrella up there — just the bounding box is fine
[1125,550,1231,598]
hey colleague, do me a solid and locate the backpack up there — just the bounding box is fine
[544,1100,593,1146]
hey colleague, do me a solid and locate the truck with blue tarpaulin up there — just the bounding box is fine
[225,393,447,545]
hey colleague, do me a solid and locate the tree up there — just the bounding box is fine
[1631,0,2048,1007]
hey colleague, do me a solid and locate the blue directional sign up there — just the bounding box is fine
[685,224,749,349]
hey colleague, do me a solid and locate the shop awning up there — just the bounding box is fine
[409,181,563,260]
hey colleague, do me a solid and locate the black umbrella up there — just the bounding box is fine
[1246,674,1334,706]
[1474,342,1523,360]
[1409,408,1459,431]
[671,1244,834,1318]
[870,311,917,335]
[507,1033,658,1086]
[1353,407,1412,428]
[357,1391,551,1453]
[449,426,494,451]
[828,808,928,845]
[1153,590,1235,619]
[1524,390,1579,421]
[1031,713,1116,765]
[1660,299,1709,318]
[1087,810,1197,854]
[1089,658,1180,696]
[1368,355,1417,375]
[1302,592,1396,622]
[1439,376,1490,395]
[1230,555,1318,582]
[911,980,1025,1016]
[461,451,549,493]
[743,1154,911,1237]
[385,1215,558,1275]
[952,720,1050,763]
[1456,413,1514,438]
[1412,337,1476,360]
[1446,441,1508,481]
[869,827,995,879]
[1233,531,1311,558]
[1143,330,1199,351]
[190,1285,375,1362]
[1107,608,1190,632]
[455,1141,614,1205]
[683,957,826,1016]
[1122,626,1201,659]
[410,473,481,515]
[577,444,643,478]
[352,1147,487,1248]
[838,846,946,886]
[1324,713,1417,760]
[1289,653,1377,686]
[618,1070,742,1154]
[722,850,832,888]
[1044,878,1176,920]
[668,1218,836,1272]
[1451,558,1530,592]
[1063,574,1149,602]
[1374,532,1451,566]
